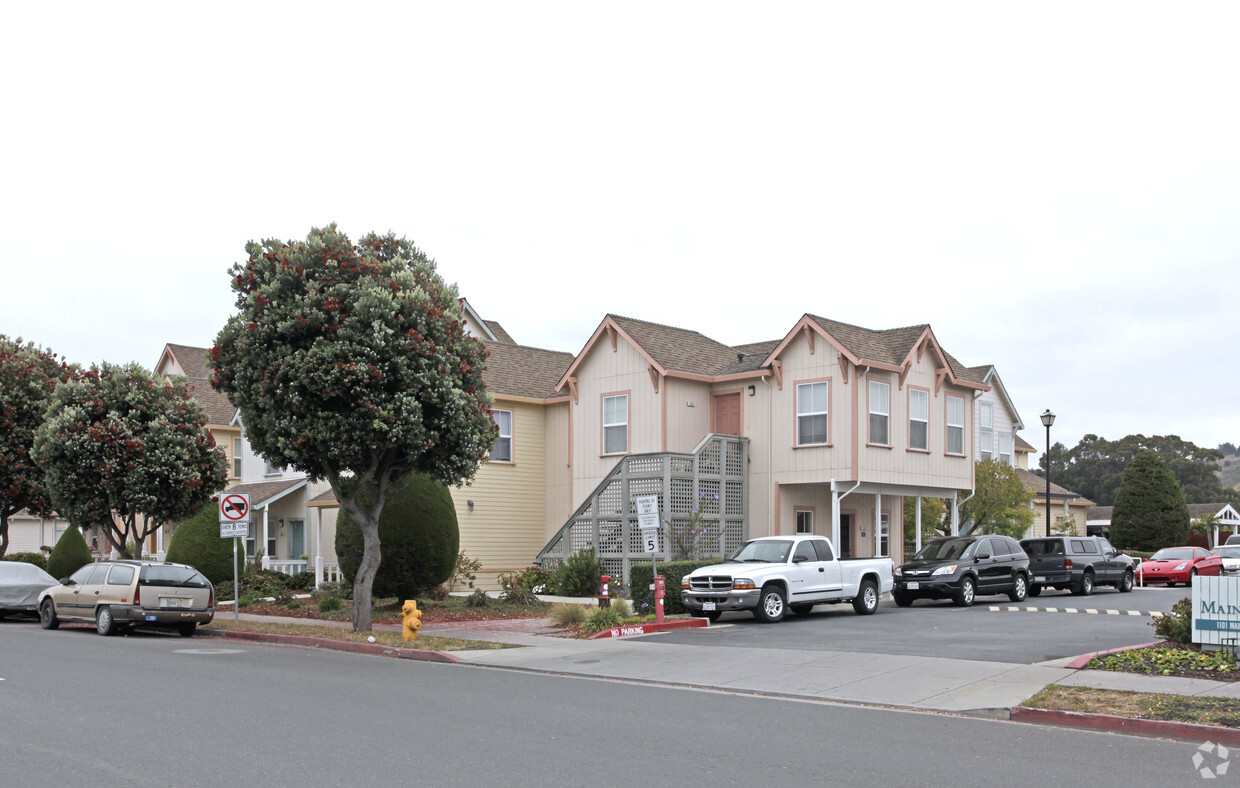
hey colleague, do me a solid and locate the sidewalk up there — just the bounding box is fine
[216,612,1240,737]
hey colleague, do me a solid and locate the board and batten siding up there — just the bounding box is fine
[665,377,712,452]
[766,339,852,483]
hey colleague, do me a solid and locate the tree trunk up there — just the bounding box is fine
[352,517,382,631]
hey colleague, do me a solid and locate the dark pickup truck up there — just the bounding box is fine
[1019,536,1135,596]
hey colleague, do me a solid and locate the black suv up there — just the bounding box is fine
[1019,536,1135,596]
[893,535,1030,607]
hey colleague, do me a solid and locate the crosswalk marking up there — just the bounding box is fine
[987,605,1158,616]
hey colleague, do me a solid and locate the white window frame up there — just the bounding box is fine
[489,409,513,462]
[602,394,628,455]
[796,510,814,534]
[796,381,829,446]
[979,402,994,460]
[868,380,890,446]
[232,437,242,478]
[264,458,280,476]
[998,432,1012,465]
[877,513,890,557]
[909,388,929,451]
[946,395,965,456]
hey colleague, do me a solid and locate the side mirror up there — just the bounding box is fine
[792,555,809,563]
[61,578,73,585]
[976,552,991,561]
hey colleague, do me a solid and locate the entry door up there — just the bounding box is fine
[839,515,852,558]
[288,519,305,560]
[713,393,742,436]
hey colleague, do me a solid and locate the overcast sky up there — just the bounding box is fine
[4,3,1238,465]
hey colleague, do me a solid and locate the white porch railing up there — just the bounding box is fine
[267,559,343,587]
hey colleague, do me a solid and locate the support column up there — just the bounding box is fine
[261,508,271,569]
[831,485,841,553]
[314,506,324,587]
[874,492,882,557]
[950,493,959,536]
[915,497,922,554]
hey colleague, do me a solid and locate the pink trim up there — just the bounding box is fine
[774,482,781,535]
[867,377,891,447]
[660,377,667,452]
[711,388,744,438]
[945,394,966,457]
[760,315,861,371]
[794,506,817,534]
[850,374,859,478]
[792,377,831,448]
[600,390,631,456]
[907,385,931,452]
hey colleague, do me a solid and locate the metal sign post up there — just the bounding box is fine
[635,495,662,614]
[220,494,251,623]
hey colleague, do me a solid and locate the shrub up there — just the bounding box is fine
[238,593,257,607]
[424,583,450,601]
[336,472,459,600]
[47,525,93,580]
[316,595,343,613]
[630,559,720,615]
[449,550,482,591]
[497,573,540,605]
[1111,450,1190,551]
[552,549,602,597]
[287,571,316,591]
[466,588,491,607]
[165,505,245,587]
[549,602,587,626]
[1151,596,1193,644]
[4,552,48,570]
[516,565,554,594]
[285,600,302,610]
[583,605,625,633]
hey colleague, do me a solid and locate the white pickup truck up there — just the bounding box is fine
[680,535,894,622]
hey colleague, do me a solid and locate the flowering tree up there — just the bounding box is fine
[33,363,228,556]
[0,336,76,557]
[210,224,495,631]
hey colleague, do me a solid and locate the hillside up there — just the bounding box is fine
[1220,451,1240,492]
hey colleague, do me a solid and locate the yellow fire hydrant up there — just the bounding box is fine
[401,599,423,642]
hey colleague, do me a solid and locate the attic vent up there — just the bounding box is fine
[737,353,745,364]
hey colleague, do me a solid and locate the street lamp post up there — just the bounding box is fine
[1041,410,1055,537]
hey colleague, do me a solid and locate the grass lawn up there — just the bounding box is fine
[1025,685,1240,728]
[201,616,520,651]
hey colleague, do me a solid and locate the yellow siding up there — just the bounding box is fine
[544,401,571,541]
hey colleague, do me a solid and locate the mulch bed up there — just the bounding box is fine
[228,597,558,627]
[1088,641,1240,682]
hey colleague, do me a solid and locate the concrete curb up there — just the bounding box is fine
[1065,641,1164,669]
[587,618,708,639]
[1012,706,1240,745]
[201,628,460,663]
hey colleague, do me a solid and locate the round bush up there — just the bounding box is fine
[166,504,244,587]
[47,525,93,580]
[335,472,459,601]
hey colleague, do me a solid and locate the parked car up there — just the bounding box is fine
[1225,535,1240,546]
[1020,536,1135,596]
[1208,545,1240,575]
[1135,547,1222,586]
[893,535,1030,607]
[680,535,894,622]
[0,561,58,620]
[38,560,214,637]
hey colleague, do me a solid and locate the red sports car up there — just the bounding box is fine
[1136,547,1222,586]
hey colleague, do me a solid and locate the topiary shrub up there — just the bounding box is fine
[552,549,602,597]
[1111,450,1190,552]
[335,472,459,601]
[4,552,48,571]
[47,525,93,580]
[165,505,244,587]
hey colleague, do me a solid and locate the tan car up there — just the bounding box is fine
[38,560,214,637]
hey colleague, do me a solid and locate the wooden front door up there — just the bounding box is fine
[713,393,742,436]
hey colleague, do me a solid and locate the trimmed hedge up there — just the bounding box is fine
[166,505,245,587]
[630,559,720,615]
[4,552,48,570]
[47,525,93,580]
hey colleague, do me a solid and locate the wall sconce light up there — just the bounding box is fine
[467,500,475,512]
[747,385,756,396]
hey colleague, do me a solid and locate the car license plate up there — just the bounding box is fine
[1035,576,1046,582]
[906,582,920,590]
[145,615,157,621]
[163,598,186,608]
[702,602,716,611]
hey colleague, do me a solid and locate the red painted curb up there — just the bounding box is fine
[1013,706,1240,745]
[1065,641,1165,670]
[204,629,459,662]
[588,618,709,639]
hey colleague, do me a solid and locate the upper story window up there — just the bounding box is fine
[909,388,929,451]
[264,459,280,476]
[232,437,242,478]
[868,380,890,446]
[979,402,993,460]
[946,395,965,455]
[998,432,1012,465]
[489,409,513,462]
[796,381,829,446]
[602,393,628,455]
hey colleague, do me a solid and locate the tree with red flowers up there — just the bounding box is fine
[33,363,228,556]
[0,336,76,557]
[210,224,496,631]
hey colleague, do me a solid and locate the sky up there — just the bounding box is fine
[3,2,1238,466]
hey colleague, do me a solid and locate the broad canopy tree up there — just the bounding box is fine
[960,459,1036,539]
[1110,449,1190,551]
[0,336,76,557]
[33,363,228,557]
[210,224,496,631]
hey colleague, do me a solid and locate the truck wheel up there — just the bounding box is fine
[1008,573,1028,602]
[953,576,976,607]
[1072,572,1094,596]
[1119,570,1134,593]
[789,603,814,616]
[1027,584,1042,597]
[753,584,786,623]
[852,580,879,615]
[892,591,914,607]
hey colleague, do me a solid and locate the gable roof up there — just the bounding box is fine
[157,343,238,427]
[1015,435,1036,452]
[485,321,515,344]
[482,342,574,400]
[1088,503,1240,524]
[1015,467,1095,505]
[964,363,1025,430]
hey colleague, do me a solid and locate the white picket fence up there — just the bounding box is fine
[267,558,343,587]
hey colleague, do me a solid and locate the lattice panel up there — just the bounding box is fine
[601,558,624,583]
[726,441,744,476]
[628,477,662,509]
[627,523,646,553]
[669,478,694,514]
[597,520,624,554]
[627,457,665,475]
[670,457,694,474]
[725,481,744,515]
[698,442,721,475]
[698,480,721,514]
[597,480,622,516]
[723,520,745,554]
[544,532,566,556]
[570,522,593,553]
[541,557,563,571]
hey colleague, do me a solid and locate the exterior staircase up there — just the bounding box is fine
[535,434,749,586]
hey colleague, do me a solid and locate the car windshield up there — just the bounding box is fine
[912,539,974,561]
[140,566,208,588]
[1213,547,1240,558]
[727,540,792,563]
[1150,548,1194,561]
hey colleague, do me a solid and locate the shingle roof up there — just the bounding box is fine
[485,321,515,344]
[1015,434,1036,452]
[166,343,211,380]
[804,315,929,366]
[716,340,782,376]
[610,315,742,376]
[223,478,307,508]
[482,342,574,399]
[161,344,237,426]
[1015,467,1094,504]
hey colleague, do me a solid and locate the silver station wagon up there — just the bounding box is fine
[38,560,215,637]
